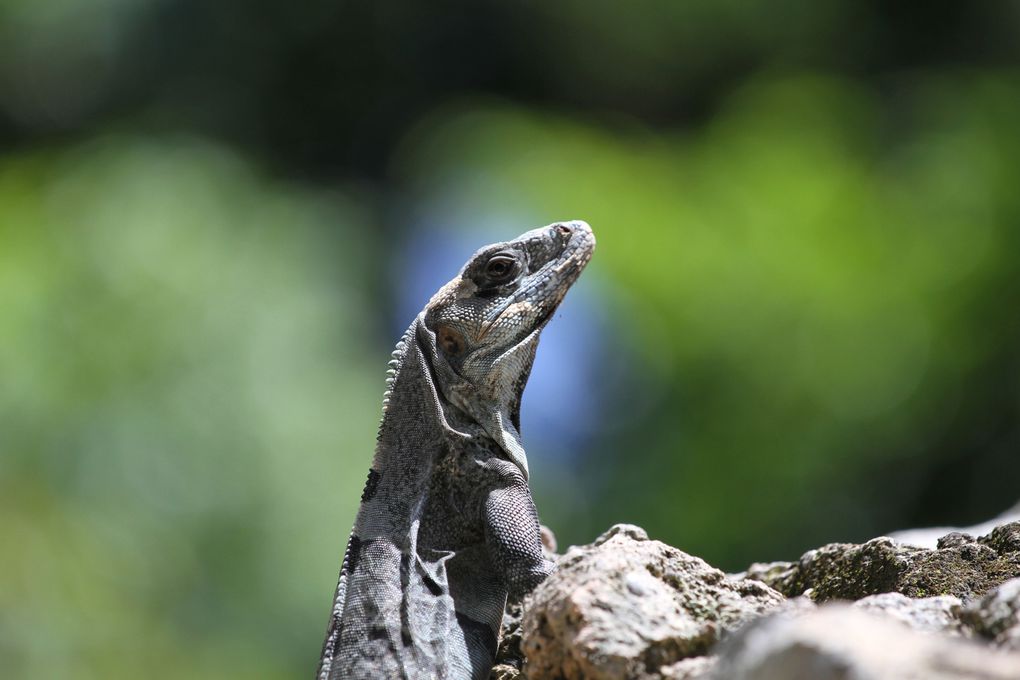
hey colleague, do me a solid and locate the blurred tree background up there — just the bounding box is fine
[2,1,1020,677]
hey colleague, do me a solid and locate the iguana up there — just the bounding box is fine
[316,221,595,680]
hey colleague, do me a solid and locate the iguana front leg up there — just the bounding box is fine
[483,473,556,600]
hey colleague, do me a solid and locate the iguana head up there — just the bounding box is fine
[418,220,595,478]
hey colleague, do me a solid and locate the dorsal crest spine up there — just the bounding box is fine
[380,324,416,417]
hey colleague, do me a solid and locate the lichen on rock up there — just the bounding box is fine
[960,577,1020,652]
[746,522,1020,602]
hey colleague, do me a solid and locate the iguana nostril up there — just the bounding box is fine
[555,224,571,235]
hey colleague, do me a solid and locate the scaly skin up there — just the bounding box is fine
[317,221,595,680]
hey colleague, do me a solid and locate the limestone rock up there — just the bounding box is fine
[658,656,716,680]
[960,577,1020,652]
[488,663,521,680]
[712,605,1020,680]
[891,502,1020,549]
[852,592,965,635]
[505,520,1020,679]
[521,524,785,680]
[747,522,1020,602]
[490,600,525,680]
[737,560,793,585]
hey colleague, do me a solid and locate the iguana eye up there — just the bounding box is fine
[484,255,518,283]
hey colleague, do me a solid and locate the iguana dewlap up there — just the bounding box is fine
[317,222,595,680]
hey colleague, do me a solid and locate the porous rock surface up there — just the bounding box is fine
[519,524,785,680]
[851,591,964,635]
[960,577,1020,652]
[712,605,1020,680]
[491,515,1020,680]
[891,502,1020,549]
[745,521,1020,602]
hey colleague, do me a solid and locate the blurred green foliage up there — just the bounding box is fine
[2,1,1020,678]
[0,139,382,677]
[402,74,1020,564]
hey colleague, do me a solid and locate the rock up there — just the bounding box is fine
[490,600,525,680]
[747,522,1020,602]
[521,524,785,680]
[985,522,1020,554]
[592,522,649,545]
[852,592,964,635]
[540,524,558,556]
[960,577,1020,652]
[488,663,520,680]
[712,605,1020,680]
[505,521,1020,679]
[890,502,1020,549]
[736,560,794,585]
[659,656,716,679]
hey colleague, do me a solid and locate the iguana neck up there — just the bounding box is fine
[374,318,471,460]
[374,315,531,477]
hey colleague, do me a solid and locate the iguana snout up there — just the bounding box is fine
[425,220,595,362]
